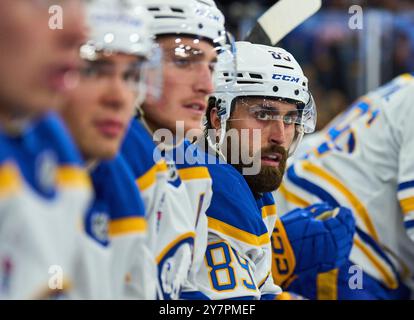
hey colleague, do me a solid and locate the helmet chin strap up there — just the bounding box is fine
[288,125,304,157]
[206,117,228,161]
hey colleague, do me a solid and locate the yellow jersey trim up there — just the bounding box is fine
[156,232,196,264]
[317,269,338,300]
[400,197,414,214]
[109,217,147,237]
[0,162,22,198]
[262,204,277,220]
[56,166,91,189]
[208,217,269,247]
[136,165,157,191]
[354,238,398,289]
[302,160,379,242]
[279,183,311,207]
[178,167,210,181]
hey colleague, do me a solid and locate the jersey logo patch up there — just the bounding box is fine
[36,151,57,194]
[166,160,181,188]
[91,212,109,245]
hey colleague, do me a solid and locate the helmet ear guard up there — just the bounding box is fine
[204,97,228,157]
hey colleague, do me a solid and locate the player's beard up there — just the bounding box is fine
[229,142,288,195]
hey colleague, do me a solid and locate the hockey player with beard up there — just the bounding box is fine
[197,41,356,299]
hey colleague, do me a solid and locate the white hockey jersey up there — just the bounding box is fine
[169,139,213,299]
[122,120,198,300]
[80,155,153,300]
[0,112,92,299]
[275,73,414,291]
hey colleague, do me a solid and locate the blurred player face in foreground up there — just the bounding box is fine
[212,96,297,193]
[61,53,142,161]
[0,0,86,124]
[141,36,216,135]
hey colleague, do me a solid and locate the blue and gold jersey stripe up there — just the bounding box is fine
[156,232,196,265]
[56,165,91,189]
[136,160,167,191]
[109,216,147,237]
[208,217,269,247]
[279,183,311,208]
[299,160,380,242]
[286,161,400,289]
[400,197,414,214]
[178,166,210,181]
[261,204,277,220]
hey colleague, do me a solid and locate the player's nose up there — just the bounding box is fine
[193,63,214,96]
[268,119,287,146]
[101,77,130,111]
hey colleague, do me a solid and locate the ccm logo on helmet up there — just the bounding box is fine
[272,74,300,83]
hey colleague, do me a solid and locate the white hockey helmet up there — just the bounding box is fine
[140,0,227,45]
[209,41,316,155]
[139,0,236,88]
[80,0,161,104]
[81,0,153,59]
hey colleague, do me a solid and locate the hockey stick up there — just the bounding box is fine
[245,0,322,45]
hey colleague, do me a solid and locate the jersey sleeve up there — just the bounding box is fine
[154,159,196,300]
[394,79,414,240]
[170,141,213,299]
[94,155,156,299]
[122,122,196,300]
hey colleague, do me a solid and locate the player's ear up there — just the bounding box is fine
[209,107,221,130]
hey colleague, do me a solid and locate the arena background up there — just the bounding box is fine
[215,0,414,129]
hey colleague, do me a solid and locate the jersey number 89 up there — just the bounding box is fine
[205,241,256,292]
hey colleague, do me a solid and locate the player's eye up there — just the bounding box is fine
[254,110,272,121]
[172,57,192,69]
[208,61,217,74]
[80,64,108,78]
[80,65,99,78]
[283,114,299,125]
[123,69,141,85]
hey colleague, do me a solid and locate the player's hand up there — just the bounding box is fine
[280,202,356,274]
